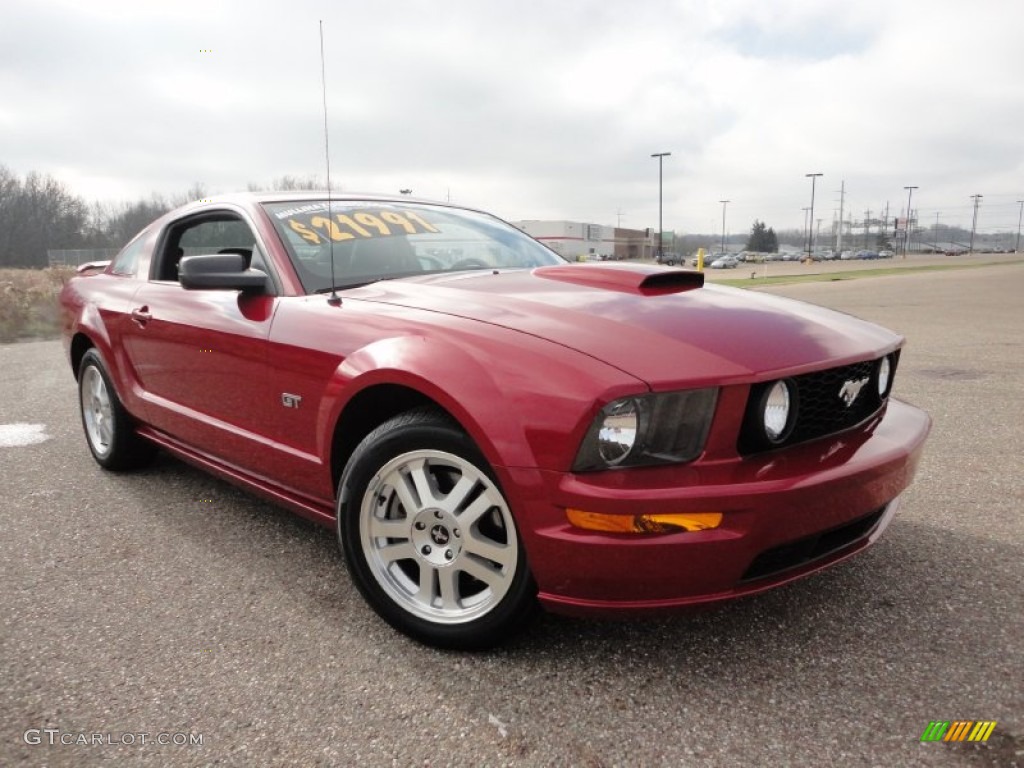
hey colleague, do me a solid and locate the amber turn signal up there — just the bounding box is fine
[566,509,723,534]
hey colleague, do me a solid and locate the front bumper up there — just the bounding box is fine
[504,398,931,617]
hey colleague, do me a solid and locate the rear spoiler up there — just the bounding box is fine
[76,260,111,275]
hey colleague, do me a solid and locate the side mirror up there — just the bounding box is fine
[178,253,268,292]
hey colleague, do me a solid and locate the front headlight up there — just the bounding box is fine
[573,388,718,471]
[596,399,641,466]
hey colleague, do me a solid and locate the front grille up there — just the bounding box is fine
[738,353,899,454]
[741,506,886,582]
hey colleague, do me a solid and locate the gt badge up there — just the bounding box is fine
[281,393,302,409]
[838,377,869,407]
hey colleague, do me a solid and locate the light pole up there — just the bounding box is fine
[969,194,982,253]
[1016,200,1024,254]
[805,173,823,259]
[802,207,811,257]
[719,200,729,255]
[902,186,917,259]
[651,152,671,261]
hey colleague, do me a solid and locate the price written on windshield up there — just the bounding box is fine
[287,210,439,245]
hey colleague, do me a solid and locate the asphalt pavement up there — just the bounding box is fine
[1,263,1021,767]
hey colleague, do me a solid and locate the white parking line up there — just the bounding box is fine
[0,423,50,447]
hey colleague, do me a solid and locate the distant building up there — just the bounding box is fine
[514,220,655,261]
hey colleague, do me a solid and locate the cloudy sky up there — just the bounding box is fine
[3,0,1023,236]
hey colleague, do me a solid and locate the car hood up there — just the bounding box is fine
[346,263,902,389]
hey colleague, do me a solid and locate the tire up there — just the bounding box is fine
[338,408,537,649]
[78,348,157,470]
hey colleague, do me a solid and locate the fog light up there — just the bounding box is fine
[877,355,892,397]
[566,509,723,534]
[763,380,794,443]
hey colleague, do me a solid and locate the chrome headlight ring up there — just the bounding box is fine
[573,388,718,472]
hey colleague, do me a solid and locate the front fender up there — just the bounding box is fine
[319,328,641,472]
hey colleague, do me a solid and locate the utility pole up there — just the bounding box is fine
[806,173,823,258]
[651,152,671,261]
[1016,200,1024,254]
[864,208,871,248]
[837,181,845,254]
[616,209,625,228]
[719,200,730,255]
[883,201,889,250]
[934,212,941,250]
[969,194,982,253]
[902,186,918,259]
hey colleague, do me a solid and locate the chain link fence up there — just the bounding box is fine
[47,248,119,267]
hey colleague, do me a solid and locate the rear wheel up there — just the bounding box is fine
[338,408,536,649]
[78,349,156,470]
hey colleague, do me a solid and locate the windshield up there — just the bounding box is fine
[262,201,566,293]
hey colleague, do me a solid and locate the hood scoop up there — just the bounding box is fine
[533,263,704,295]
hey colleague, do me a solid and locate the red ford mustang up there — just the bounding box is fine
[60,192,930,649]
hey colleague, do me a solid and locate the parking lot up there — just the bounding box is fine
[697,250,1024,280]
[1,263,1021,767]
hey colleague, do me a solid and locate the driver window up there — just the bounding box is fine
[155,215,261,282]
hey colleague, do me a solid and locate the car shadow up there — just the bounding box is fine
[99,450,1021,762]
[121,451,1017,667]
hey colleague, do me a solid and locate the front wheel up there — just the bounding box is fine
[338,408,536,649]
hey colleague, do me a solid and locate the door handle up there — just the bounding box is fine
[131,306,152,325]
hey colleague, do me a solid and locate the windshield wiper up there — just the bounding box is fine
[313,281,373,293]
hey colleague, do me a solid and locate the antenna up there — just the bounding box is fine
[320,20,340,306]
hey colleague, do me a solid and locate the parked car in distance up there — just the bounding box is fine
[657,251,682,266]
[709,255,738,269]
[60,192,930,649]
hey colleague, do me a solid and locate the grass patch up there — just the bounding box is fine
[715,259,1024,289]
[0,267,76,342]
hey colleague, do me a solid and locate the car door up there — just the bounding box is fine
[120,210,280,474]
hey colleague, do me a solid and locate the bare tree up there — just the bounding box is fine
[0,166,89,267]
[248,174,323,192]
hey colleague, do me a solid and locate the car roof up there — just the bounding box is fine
[167,191,487,220]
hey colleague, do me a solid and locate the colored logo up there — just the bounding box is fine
[920,721,997,743]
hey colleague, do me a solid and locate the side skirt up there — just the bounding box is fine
[136,426,337,528]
